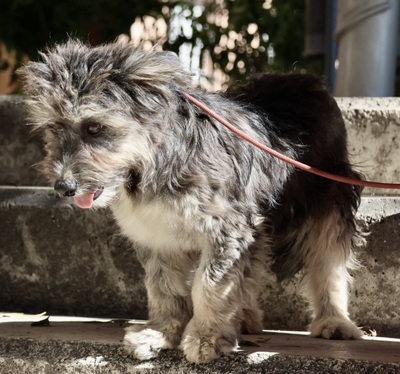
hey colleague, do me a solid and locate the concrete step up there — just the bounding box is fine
[0,96,399,194]
[340,98,400,195]
[0,186,147,320]
[0,96,45,186]
[0,318,400,373]
[1,186,399,338]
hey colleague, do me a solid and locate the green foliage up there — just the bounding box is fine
[0,0,164,58]
[165,0,321,82]
[1,0,322,84]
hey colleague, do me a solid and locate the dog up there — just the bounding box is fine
[19,40,366,364]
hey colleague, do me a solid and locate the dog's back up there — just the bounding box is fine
[227,74,364,279]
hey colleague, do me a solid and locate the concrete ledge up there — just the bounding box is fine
[0,320,399,373]
[358,196,400,222]
[1,96,399,193]
[0,96,46,186]
[0,187,147,320]
[337,98,400,196]
[1,187,400,336]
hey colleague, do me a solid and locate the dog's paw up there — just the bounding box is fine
[123,325,173,360]
[309,316,363,340]
[180,323,238,364]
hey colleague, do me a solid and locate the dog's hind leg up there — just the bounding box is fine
[301,208,363,339]
[124,249,194,360]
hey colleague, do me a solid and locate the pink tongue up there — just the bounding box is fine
[74,193,95,209]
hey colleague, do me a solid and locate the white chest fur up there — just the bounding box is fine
[111,189,210,253]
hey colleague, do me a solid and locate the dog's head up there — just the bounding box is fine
[19,40,191,208]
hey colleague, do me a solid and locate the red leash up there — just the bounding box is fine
[183,92,400,190]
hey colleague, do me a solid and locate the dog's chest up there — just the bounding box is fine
[112,190,209,253]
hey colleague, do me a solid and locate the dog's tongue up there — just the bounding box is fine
[74,193,95,209]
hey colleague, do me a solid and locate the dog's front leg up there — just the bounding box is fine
[180,241,247,364]
[124,250,193,360]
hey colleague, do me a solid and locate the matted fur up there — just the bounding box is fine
[20,40,366,364]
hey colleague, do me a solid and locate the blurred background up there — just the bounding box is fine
[0,0,399,96]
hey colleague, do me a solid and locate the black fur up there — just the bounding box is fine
[227,73,363,278]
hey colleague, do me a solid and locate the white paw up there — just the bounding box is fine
[180,323,238,364]
[123,325,173,360]
[309,316,363,340]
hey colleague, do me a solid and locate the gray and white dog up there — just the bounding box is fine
[20,40,365,364]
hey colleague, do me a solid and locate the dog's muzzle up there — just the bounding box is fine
[54,179,78,197]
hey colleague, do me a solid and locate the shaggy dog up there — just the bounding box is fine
[20,40,365,364]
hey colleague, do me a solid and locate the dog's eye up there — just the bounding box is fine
[85,122,102,136]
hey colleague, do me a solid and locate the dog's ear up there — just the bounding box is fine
[121,46,191,86]
[18,52,54,96]
[154,50,181,64]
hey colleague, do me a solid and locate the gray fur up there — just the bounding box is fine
[19,40,366,364]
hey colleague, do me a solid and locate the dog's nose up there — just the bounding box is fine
[54,179,78,197]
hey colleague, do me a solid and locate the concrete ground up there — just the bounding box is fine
[1,317,400,373]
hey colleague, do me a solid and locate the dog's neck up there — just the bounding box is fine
[125,169,142,195]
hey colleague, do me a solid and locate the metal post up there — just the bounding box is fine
[335,0,399,96]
